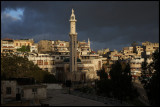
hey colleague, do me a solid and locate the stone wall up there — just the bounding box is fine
[43,83,63,90]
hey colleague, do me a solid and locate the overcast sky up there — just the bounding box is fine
[1,1,159,51]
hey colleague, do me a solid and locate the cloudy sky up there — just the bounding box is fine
[1,1,159,51]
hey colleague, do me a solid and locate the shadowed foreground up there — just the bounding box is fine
[40,89,110,106]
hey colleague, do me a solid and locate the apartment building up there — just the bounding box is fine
[123,47,133,54]
[1,38,16,53]
[14,39,34,49]
[56,53,102,82]
[27,53,64,75]
[142,41,159,56]
[136,46,144,56]
[38,40,53,53]
[53,40,69,55]
[78,39,91,55]
[30,43,38,53]
[130,58,144,78]
[97,48,110,56]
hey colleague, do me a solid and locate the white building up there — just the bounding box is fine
[1,80,47,104]
[130,58,144,77]
[30,43,38,53]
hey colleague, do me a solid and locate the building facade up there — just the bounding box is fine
[38,40,52,53]
[14,39,34,49]
[1,38,16,53]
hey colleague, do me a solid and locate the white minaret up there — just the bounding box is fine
[69,9,77,73]
[88,38,90,47]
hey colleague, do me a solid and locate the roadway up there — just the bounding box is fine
[40,89,110,106]
[133,79,150,106]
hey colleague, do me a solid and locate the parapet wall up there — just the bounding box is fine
[43,83,62,89]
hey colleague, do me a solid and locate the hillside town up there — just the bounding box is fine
[1,5,159,106]
[1,38,159,81]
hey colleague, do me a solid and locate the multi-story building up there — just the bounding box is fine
[14,39,34,49]
[53,40,69,55]
[30,43,38,53]
[130,58,144,78]
[38,40,52,53]
[56,53,102,82]
[123,47,133,55]
[142,41,159,56]
[28,53,63,75]
[78,39,91,56]
[1,38,16,53]
[27,52,102,82]
[136,46,144,56]
[97,48,110,56]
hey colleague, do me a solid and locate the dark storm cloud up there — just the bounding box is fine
[1,1,159,51]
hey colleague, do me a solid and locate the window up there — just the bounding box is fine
[17,88,20,94]
[37,60,43,65]
[21,90,24,97]
[44,68,48,71]
[6,87,11,95]
[32,88,37,94]
[44,60,48,65]
[16,43,18,46]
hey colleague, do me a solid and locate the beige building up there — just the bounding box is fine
[1,38,16,53]
[1,80,47,104]
[27,53,69,75]
[123,47,133,55]
[14,39,34,49]
[78,39,91,56]
[56,54,102,82]
[53,40,70,55]
[142,41,159,56]
[30,43,38,53]
[136,46,144,56]
[1,80,17,100]
[21,85,47,100]
[38,40,52,53]
[130,58,144,78]
[97,48,110,56]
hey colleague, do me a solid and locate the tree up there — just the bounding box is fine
[96,61,139,102]
[141,58,148,78]
[1,55,56,83]
[17,45,30,52]
[99,68,108,80]
[145,49,160,106]
[110,61,139,102]
[97,68,112,97]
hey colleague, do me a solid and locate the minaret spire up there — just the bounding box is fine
[69,9,77,75]
[72,8,74,14]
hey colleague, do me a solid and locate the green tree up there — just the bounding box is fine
[99,68,108,80]
[141,58,148,79]
[145,49,160,106]
[110,61,139,102]
[1,55,56,83]
[17,45,30,52]
[97,68,112,97]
